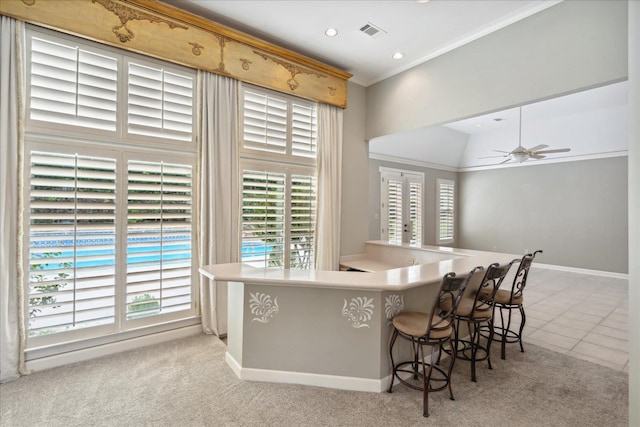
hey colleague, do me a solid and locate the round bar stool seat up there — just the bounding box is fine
[387,268,478,418]
[485,250,542,359]
[451,261,515,382]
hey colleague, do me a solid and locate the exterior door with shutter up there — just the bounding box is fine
[380,168,423,245]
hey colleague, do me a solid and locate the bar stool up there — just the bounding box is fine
[387,267,481,417]
[452,261,515,382]
[490,250,542,359]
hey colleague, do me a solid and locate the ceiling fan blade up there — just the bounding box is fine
[492,150,511,154]
[479,155,508,159]
[530,154,546,159]
[534,148,571,154]
[526,144,549,152]
[499,158,512,164]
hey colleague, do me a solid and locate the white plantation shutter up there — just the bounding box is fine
[380,168,424,245]
[127,63,194,142]
[126,160,194,319]
[409,180,423,246]
[239,85,317,270]
[242,89,288,154]
[386,178,403,244]
[24,27,198,349]
[438,179,455,243]
[289,174,316,269]
[291,102,317,158]
[242,86,317,159]
[241,170,286,267]
[28,36,118,131]
[28,152,117,336]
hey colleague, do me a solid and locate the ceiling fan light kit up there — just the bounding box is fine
[485,107,571,165]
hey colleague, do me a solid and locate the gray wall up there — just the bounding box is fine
[365,0,628,140]
[458,157,629,273]
[357,1,630,273]
[368,159,457,246]
[340,82,369,256]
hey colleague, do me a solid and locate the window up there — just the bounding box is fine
[380,168,423,245]
[24,27,197,347]
[437,179,455,244]
[240,85,317,269]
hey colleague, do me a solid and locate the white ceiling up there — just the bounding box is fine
[161,0,627,169]
[161,0,561,86]
[370,81,629,170]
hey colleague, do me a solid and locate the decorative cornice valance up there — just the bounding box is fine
[0,0,351,108]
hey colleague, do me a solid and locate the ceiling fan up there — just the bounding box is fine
[482,107,571,164]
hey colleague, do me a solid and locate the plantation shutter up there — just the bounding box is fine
[291,101,317,158]
[126,160,194,319]
[127,63,194,142]
[28,151,117,337]
[386,178,404,245]
[380,169,424,245]
[242,89,288,154]
[29,36,118,130]
[438,179,455,242]
[408,180,423,246]
[241,169,286,268]
[289,174,316,269]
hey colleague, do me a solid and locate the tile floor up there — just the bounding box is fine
[499,266,629,372]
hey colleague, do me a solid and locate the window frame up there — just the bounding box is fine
[25,26,197,152]
[239,84,318,269]
[436,178,456,245]
[22,26,199,351]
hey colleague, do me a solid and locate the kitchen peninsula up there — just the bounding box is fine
[199,241,518,392]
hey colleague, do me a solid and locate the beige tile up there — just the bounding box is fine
[552,315,597,332]
[624,362,629,373]
[541,323,589,340]
[591,324,629,341]
[600,317,628,332]
[604,312,628,324]
[525,308,559,321]
[527,329,578,351]
[567,351,627,371]
[523,336,569,354]
[522,316,547,329]
[571,341,628,367]
[570,304,616,317]
[559,310,603,325]
[526,303,566,316]
[581,332,628,352]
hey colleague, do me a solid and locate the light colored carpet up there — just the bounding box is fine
[0,334,628,426]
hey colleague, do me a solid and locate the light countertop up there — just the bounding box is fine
[199,243,519,292]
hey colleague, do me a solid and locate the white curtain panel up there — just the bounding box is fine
[314,103,344,271]
[0,16,26,383]
[198,72,239,336]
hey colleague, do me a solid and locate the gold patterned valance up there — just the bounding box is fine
[0,0,350,108]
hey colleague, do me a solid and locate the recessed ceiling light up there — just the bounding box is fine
[417,0,430,3]
[475,124,483,127]
[325,28,338,37]
[392,52,404,60]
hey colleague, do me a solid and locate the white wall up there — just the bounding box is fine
[340,82,369,256]
[627,1,639,424]
[365,0,628,140]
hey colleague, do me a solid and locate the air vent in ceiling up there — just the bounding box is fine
[359,22,386,38]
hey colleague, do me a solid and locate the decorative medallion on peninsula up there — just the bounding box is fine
[249,292,279,323]
[384,294,404,326]
[342,296,374,328]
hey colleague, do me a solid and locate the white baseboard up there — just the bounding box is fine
[225,352,386,393]
[25,325,202,373]
[534,263,629,279]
